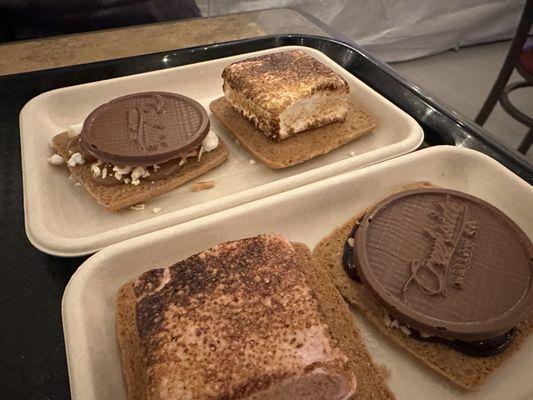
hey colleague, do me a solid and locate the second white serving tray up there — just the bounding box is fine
[62,146,533,400]
[21,45,423,256]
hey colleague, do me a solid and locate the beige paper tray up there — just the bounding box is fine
[20,45,423,256]
[62,146,533,400]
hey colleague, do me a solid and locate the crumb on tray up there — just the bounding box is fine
[191,180,215,192]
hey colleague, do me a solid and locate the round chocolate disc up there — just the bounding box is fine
[80,92,209,166]
[354,188,533,341]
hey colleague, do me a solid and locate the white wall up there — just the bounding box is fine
[197,0,526,61]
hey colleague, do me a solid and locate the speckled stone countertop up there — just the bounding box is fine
[0,8,330,76]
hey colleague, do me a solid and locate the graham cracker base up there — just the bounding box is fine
[313,182,533,391]
[116,243,394,400]
[52,131,229,211]
[117,282,147,400]
[209,97,376,169]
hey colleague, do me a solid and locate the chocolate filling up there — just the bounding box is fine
[342,220,516,357]
[342,221,361,283]
[409,328,515,357]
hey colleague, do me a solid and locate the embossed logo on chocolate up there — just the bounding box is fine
[126,93,167,152]
[402,196,479,298]
[80,92,209,166]
[354,188,533,341]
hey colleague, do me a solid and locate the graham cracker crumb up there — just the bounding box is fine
[191,180,215,192]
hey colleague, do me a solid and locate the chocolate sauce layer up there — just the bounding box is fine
[353,188,533,342]
[342,222,361,282]
[342,218,519,357]
[80,92,209,167]
[409,328,516,357]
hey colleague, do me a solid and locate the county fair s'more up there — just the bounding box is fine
[210,50,376,169]
[116,235,394,400]
[49,92,228,211]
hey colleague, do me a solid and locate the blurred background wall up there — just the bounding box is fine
[197,0,527,61]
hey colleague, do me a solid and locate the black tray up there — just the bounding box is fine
[0,34,531,399]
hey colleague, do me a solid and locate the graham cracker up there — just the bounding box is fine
[313,182,533,391]
[116,282,147,400]
[52,131,228,211]
[291,243,395,400]
[116,243,394,400]
[209,97,376,169]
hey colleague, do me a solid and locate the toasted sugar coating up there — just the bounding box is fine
[222,50,349,116]
[132,234,350,400]
[117,240,394,400]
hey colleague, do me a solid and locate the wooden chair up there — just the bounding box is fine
[475,0,532,154]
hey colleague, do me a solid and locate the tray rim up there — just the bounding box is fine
[62,145,533,400]
[20,44,424,257]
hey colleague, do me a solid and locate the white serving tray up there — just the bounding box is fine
[63,146,533,400]
[20,45,423,256]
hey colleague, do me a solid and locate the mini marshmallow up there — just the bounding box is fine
[67,123,83,138]
[48,154,64,166]
[90,162,101,177]
[113,165,132,175]
[399,326,412,336]
[67,152,85,167]
[197,146,204,161]
[131,167,146,181]
[201,131,219,152]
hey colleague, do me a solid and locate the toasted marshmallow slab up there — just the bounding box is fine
[131,234,356,400]
[222,50,349,141]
